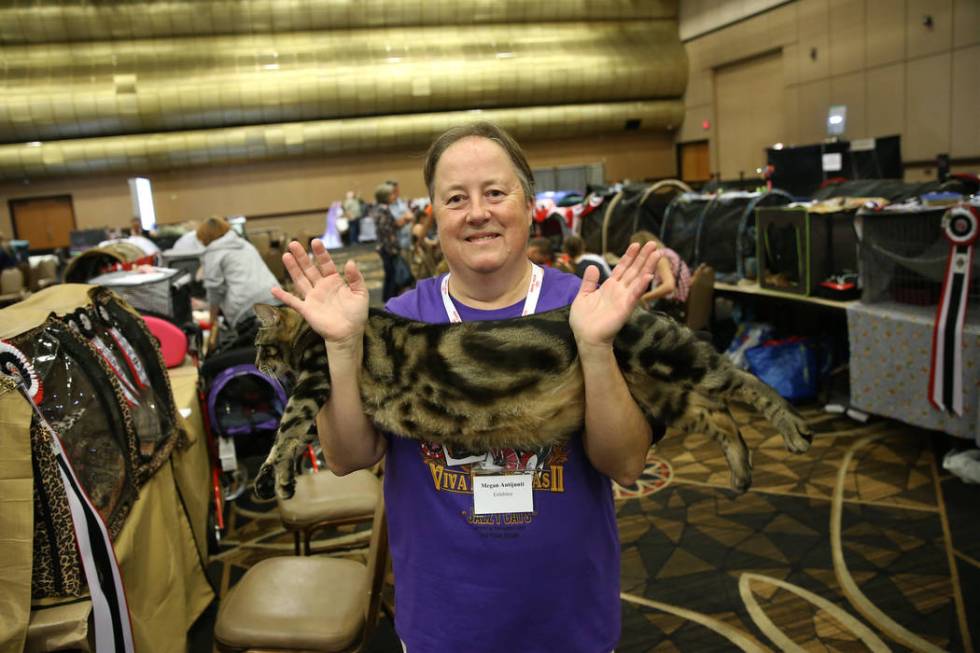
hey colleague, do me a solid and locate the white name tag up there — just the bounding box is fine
[472,474,534,515]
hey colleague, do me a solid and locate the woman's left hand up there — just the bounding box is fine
[569,241,658,349]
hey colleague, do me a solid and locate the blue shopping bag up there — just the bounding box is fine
[745,336,818,401]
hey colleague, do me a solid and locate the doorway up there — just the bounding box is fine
[676,140,711,183]
[9,195,76,251]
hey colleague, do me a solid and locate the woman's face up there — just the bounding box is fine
[431,136,532,277]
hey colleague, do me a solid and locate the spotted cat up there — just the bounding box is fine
[252,304,812,500]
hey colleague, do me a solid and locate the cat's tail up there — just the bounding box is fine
[732,368,812,454]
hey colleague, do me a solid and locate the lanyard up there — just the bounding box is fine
[440,263,544,323]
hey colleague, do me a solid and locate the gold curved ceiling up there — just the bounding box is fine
[0,101,683,180]
[0,23,686,142]
[0,0,685,180]
[0,0,677,44]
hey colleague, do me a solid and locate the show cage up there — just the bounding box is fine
[599,180,692,257]
[700,190,793,281]
[856,204,980,306]
[660,192,711,265]
[755,206,860,296]
[659,190,793,279]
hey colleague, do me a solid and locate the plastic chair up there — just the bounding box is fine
[214,495,388,653]
[0,267,27,305]
[142,314,189,368]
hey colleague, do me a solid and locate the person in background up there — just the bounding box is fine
[629,230,691,311]
[196,216,280,353]
[387,179,416,252]
[527,236,573,273]
[342,190,364,246]
[372,183,413,301]
[130,217,148,237]
[272,121,661,653]
[563,234,611,284]
[167,221,205,254]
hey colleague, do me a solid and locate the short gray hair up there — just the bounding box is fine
[374,183,394,204]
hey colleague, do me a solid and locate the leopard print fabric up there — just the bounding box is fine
[30,421,83,599]
[252,304,812,500]
[13,320,141,599]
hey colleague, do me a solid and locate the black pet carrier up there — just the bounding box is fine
[699,190,793,281]
[660,192,711,265]
[590,180,692,258]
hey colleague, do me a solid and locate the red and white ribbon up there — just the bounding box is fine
[929,204,978,415]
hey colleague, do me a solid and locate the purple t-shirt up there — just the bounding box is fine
[383,267,621,653]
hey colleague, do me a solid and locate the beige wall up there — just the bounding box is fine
[679,0,980,178]
[0,131,675,242]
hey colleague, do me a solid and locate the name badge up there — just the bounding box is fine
[472,474,534,515]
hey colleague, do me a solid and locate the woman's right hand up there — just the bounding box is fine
[270,238,369,346]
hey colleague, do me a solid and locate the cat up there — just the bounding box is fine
[251,303,812,500]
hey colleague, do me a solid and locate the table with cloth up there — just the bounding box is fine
[0,362,215,653]
[847,301,980,445]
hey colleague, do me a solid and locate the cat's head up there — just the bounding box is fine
[253,303,305,382]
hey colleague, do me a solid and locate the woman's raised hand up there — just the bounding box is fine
[270,239,369,346]
[569,241,658,348]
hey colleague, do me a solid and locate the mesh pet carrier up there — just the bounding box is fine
[814,178,974,202]
[89,266,192,325]
[585,180,691,258]
[207,364,287,440]
[200,347,287,460]
[578,188,618,254]
[699,190,793,280]
[856,204,980,306]
[755,206,861,296]
[661,192,711,265]
[659,190,793,278]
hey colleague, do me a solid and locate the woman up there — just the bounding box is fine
[272,123,659,653]
[197,216,280,352]
[372,182,413,301]
[629,230,692,310]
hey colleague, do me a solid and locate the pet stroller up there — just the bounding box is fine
[198,346,288,512]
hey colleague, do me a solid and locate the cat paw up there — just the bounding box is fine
[778,414,813,454]
[276,478,297,501]
[253,464,277,501]
[729,464,752,494]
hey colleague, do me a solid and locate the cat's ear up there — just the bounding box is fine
[254,303,280,327]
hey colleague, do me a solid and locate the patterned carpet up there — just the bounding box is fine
[191,243,980,652]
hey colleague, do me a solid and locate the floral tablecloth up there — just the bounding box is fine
[847,301,979,444]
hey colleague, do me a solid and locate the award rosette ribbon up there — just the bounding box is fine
[929,203,979,415]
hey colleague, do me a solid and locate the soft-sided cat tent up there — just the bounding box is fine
[0,284,187,652]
